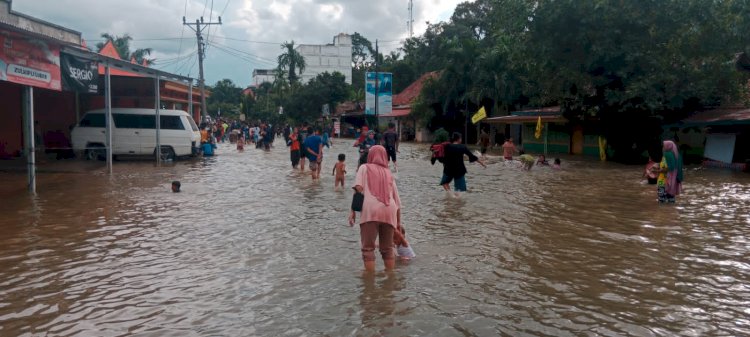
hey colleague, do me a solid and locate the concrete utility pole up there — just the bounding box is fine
[408,0,414,38]
[374,39,379,121]
[184,16,221,121]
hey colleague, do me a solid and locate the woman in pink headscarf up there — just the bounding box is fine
[348,145,401,272]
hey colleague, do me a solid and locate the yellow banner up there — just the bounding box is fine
[471,106,487,124]
[534,115,543,139]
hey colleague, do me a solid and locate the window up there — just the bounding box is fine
[160,115,185,130]
[140,115,156,129]
[113,114,140,128]
[79,113,105,127]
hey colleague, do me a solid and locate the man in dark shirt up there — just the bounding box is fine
[440,132,486,196]
[383,122,399,171]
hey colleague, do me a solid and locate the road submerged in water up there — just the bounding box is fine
[1,141,748,336]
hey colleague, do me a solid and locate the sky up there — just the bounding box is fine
[14,0,469,88]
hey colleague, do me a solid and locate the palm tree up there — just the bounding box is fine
[96,33,154,65]
[277,41,306,83]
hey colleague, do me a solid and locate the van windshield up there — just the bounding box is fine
[79,113,105,127]
[187,117,199,131]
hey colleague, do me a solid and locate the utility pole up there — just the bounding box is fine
[184,16,221,121]
[408,0,414,38]
[374,39,379,125]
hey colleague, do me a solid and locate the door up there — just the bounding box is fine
[138,114,157,155]
[571,125,584,155]
[112,114,141,155]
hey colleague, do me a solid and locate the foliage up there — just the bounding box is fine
[375,0,750,160]
[96,33,154,65]
[206,79,242,118]
[277,41,306,83]
[250,72,350,124]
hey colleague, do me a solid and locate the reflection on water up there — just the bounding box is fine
[1,142,749,336]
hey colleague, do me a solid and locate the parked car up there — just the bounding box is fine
[71,108,201,161]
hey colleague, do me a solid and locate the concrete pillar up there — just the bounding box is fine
[22,86,36,194]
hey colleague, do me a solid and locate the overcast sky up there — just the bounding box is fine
[14,0,468,88]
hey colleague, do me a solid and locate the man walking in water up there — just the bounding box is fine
[304,127,324,181]
[440,132,486,197]
[502,138,517,161]
[383,122,399,171]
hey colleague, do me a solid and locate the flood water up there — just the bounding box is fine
[1,141,749,337]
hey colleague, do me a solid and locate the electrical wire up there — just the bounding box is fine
[177,0,188,58]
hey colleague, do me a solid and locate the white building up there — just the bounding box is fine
[296,33,352,84]
[251,69,275,86]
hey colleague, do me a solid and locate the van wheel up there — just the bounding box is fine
[85,146,105,161]
[155,146,176,161]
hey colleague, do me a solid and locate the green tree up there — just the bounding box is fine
[96,33,154,65]
[277,41,306,83]
[207,79,242,118]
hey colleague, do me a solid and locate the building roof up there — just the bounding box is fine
[335,101,364,115]
[392,71,440,106]
[0,0,82,45]
[485,114,567,124]
[377,108,411,118]
[676,107,750,127]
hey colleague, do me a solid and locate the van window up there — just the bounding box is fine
[113,114,141,128]
[79,113,105,127]
[160,115,185,130]
[140,115,156,129]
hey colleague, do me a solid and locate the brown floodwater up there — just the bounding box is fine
[1,141,748,336]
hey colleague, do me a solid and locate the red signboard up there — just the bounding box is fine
[0,29,62,91]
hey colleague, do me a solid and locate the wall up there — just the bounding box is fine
[522,124,571,154]
[296,35,352,84]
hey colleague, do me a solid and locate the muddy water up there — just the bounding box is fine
[0,141,748,336]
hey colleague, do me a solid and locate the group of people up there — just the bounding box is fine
[285,123,336,181]
[198,119,282,156]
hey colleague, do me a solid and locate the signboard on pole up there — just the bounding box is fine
[365,72,392,115]
[0,29,62,90]
[61,52,98,93]
[334,121,341,136]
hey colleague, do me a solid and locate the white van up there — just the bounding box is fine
[71,108,201,160]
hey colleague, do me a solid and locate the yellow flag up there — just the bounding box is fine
[534,115,543,139]
[471,106,487,124]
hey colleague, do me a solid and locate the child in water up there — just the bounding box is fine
[537,154,549,166]
[237,135,245,152]
[171,181,181,193]
[394,225,415,261]
[332,153,347,190]
[552,158,561,169]
[643,156,658,184]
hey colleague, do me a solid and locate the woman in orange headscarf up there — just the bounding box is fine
[348,145,401,272]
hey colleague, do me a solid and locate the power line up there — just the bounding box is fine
[208,42,277,67]
[177,0,188,59]
[208,40,278,64]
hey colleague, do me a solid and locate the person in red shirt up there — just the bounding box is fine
[288,127,301,169]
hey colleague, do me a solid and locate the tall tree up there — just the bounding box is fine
[96,33,154,65]
[277,41,306,83]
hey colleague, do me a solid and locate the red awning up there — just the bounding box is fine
[377,108,411,118]
[484,114,567,124]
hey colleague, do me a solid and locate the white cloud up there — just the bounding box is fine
[13,0,466,86]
